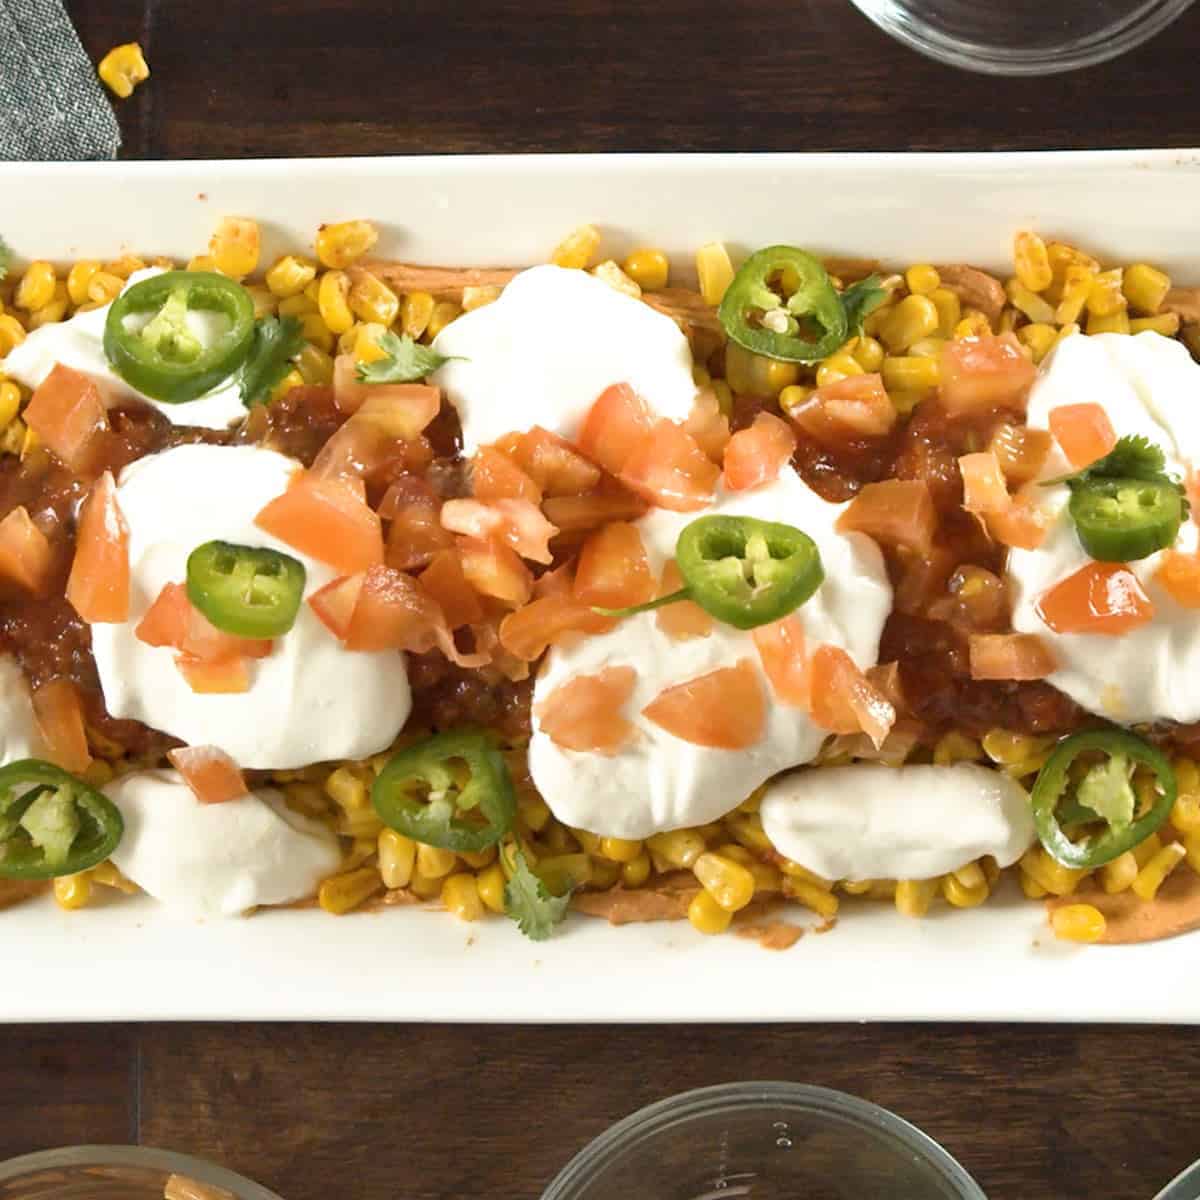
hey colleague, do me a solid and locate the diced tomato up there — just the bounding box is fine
[1048,403,1116,470]
[959,450,1011,516]
[66,471,129,623]
[572,521,656,608]
[789,373,896,444]
[175,654,251,694]
[472,445,542,503]
[533,561,574,599]
[722,412,796,491]
[309,418,389,485]
[836,479,937,556]
[457,537,533,608]
[1157,550,1200,608]
[380,477,453,571]
[308,572,365,640]
[498,592,613,660]
[984,488,1051,550]
[619,420,720,512]
[938,334,1035,416]
[135,582,191,648]
[541,489,648,534]
[167,745,249,804]
[641,658,766,750]
[808,645,896,750]
[419,549,485,629]
[683,389,732,464]
[655,559,712,640]
[577,383,655,476]
[751,614,809,707]
[255,472,383,575]
[534,665,638,755]
[1037,562,1155,636]
[31,678,91,773]
[135,582,271,661]
[355,385,441,441]
[511,427,602,496]
[23,364,108,472]
[439,498,558,564]
[0,506,54,594]
[989,422,1052,486]
[377,475,437,521]
[333,354,371,415]
[968,633,1058,680]
[342,565,443,653]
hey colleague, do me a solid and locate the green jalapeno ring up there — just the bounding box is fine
[1032,729,1175,870]
[371,730,517,854]
[103,270,256,403]
[1068,477,1184,563]
[0,759,124,880]
[187,540,307,639]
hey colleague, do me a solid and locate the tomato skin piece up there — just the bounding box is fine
[958,451,1011,516]
[24,364,108,472]
[968,633,1057,680]
[989,422,1052,486]
[167,745,249,804]
[1048,403,1116,470]
[498,593,615,661]
[67,471,130,623]
[984,489,1050,550]
[683,390,732,464]
[619,421,720,512]
[572,521,656,608]
[655,559,713,641]
[722,412,796,491]
[836,479,937,556]
[938,334,1035,417]
[808,645,895,749]
[752,614,809,707]
[534,665,638,755]
[380,476,454,571]
[0,506,54,595]
[1037,561,1155,636]
[511,427,602,496]
[341,565,444,653]
[439,498,558,564]
[577,383,655,476]
[457,537,533,609]
[1157,550,1200,608]
[175,654,252,694]
[472,445,542,503]
[307,572,365,640]
[789,373,895,443]
[31,678,92,774]
[540,489,648,534]
[418,549,485,629]
[641,659,766,750]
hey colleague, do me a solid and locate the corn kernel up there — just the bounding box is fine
[268,368,303,404]
[815,353,864,388]
[265,255,317,298]
[97,42,149,99]
[63,261,99,308]
[1051,903,1106,944]
[316,270,354,335]
[591,260,641,299]
[477,863,507,913]
[932,731,981,767]
[315,220,378,270]
[941,874,988,908]
[1100,851,1138,895]
[952,861,987,890]
[318,867,383,915]
[89,861,137,894]
[1012,231,1052,292]
[879,295,939,353]
[323,765,368,811]
[1020,847,1087,896]
[862,302,894,338]
[460,847,497,870]
[441,873,484,921]
[778,384,813,418]
[1086,268,1126,317]
[461,284,503,312]
[1005,278,1056,324]
[647,828,706,869]
[426,300,461,341]
[1086,308,1131,336]
[696,242,736,307]
[711,379,733,416]
[0,314,27,358]
[905,264,940,296]
[599,836,642,863]
[416,843,457,879]
[1131,841,1186,901]
[926,288,961,339]
[377,829,416,889]
[551,225,601,270]
[621,852,652,888]
[53,872,93,910]
[1130,313,1180,337]
[841,878,873,895]
[353,323,389,364]
[693,852,755,912]
[779,860,832,888]
[276,292,317,318]
[783,875,839,918]
[295,313,332,357]
[536,853,592,895]
[294,341,335,386]
[400,291,436,339]
[0,381,20,428]
[348,271,400,326]
[880,355,939,394]
[982,729,1055,775]
[851,335,885,371]
[894,878,938,917]
[623,248,669,292]
[1133,833,1163,869]
[1015,323,1056,364]
[15,262,56,312]
[725,342,799,395]
[29,296,68,330]
[688,889,733,935]
[87,271,124,306]
[283,781,329,820]
[1185,833,1200,876]
[1123,262,1171,315]
[1019,870,1047,899]
[726,815,772,855]
[209,217,259,279]
[954,311,993,340]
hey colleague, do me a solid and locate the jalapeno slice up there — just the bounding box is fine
[0,759,123,880]
[186,540,307,639]
[1032,729,1175,870]
[104,270,256,403]
[717,245,884,365]
[1069,477,1183,563]
[371,731,517,853]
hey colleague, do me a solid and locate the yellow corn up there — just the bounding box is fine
[536,853,592,895]
[316,270,355,335]
[1130,313,1180,337]
[461,284,503,311]
[1100,851,1138,895]
[0,381,20,428]
[928,288,962,338]
[1053,322,1081,349]
[87,271,124,306]
[400,290,436,339]
[265,255,317,298]
[295,341,335,386]
[244,284,276,320]
[1017,323,1057,364]
[692,365,711,388]
[1131,841,1186,901]
[852,335,885,371]
[550,224,601,270]
[97,42,149,99]
[377,829,416,889]
[1011,232,1051,292]
[295,312,332,356]
[185,254,218,274]
[29,295,68,330]
[696,242,736,307]
[1086,308,1131,336]
[90,861,138,894]
[878,295,939,353]
[779,859,833,889]
[954,310,992,340]
[688,889,733,935]
[1053,265,1095,325]
[599,836,642,863]
[981,729,1055,777]
[894,878,938,917]
[460,847,497,870]
[268,368,303,404]
[318,867,383,915]
[1086,268,1126,317]
[622,852,652,888]
[1122,262,1171,315]
[725,815,772,856]
[693,852,755,912]
[941,874,988,908]
[997,309,1019,335]
[277,292,317,318]
[209,217,259,279]
[1020,848,1087,897]
[981,856,1001,885]
[932,731,981,767]
[647,828,706,869]
[347,271,400,326]
[53,873,93,910]
[880,355,939,394]
[623,248,669,291]
[815,353,864,388]
[104,255,145,280]
[416,843,457,880]
[589,860,619,889]
[1134,832,1163,868]
[426,300,461,341]
[952,861,986,890]
[572,828,602,856]
[315,220,379,270]
[0,314,27,357]
[862,301,894,337]
[904,264,940,295]
[409,867,444,900]
[323,765,368,811]
[514,795,550,835]
[1,419,26,456]
[66,261,101,307]
[784,875,839,918]
[282,781,328,820]
[778,384,813,418]
[477,863,507,914]
[15,262,56,311]
[1051,903,1106,944]
[352,322,389,364]
[1019,870,1048,900]
[841,878,874,895]
[1185,833,1200,877]
[1005,278,1056,324]
[441,873,484,921]
[591,260,641,299]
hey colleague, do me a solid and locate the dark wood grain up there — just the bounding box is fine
[10,4,1200,1199]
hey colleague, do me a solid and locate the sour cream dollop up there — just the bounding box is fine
[90,443,411,769]
[431,264,697,452]
[759,763,1035,881]
[527,467,891,839]
[105,769,341,917]
[3,269,247,430]
[1009,332,1200,724]
[0,655,48,765]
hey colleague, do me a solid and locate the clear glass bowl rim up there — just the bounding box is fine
[847,0,1196,75]
[540,1081,987,1200]
[1155,1157,1200,1200]
[0,1146,282,1200]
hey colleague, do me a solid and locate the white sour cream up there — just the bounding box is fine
[527,468,891,839]
[3,269,247,430]
[431,264,697,452]
[759,763,1035,881]
[1009,332,1200,724]
[105,769,341,917]
[90,443,411,769]
[0,655,48,765]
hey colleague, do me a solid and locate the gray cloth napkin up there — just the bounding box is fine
[1,0,120,160]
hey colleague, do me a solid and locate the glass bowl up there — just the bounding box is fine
[848,0,1195,75]
[541,1081,986,1200]
[1156,1158,1200,1200]
[0,1147,282,1200]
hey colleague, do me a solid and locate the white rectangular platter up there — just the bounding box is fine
[3,150,1200,1023]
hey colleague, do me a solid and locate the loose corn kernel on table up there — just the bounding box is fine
[8,2,1200,1199]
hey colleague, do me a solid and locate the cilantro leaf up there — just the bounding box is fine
[240,316,304,409]
[1075,753,1136,830]
[0,235,10,282]
[356,331,460,384]
[1045,433,1189,519]
[503,844,571,941]
[839,275,888,337]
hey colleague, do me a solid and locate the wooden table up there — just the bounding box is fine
[7,3,1200,1198]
